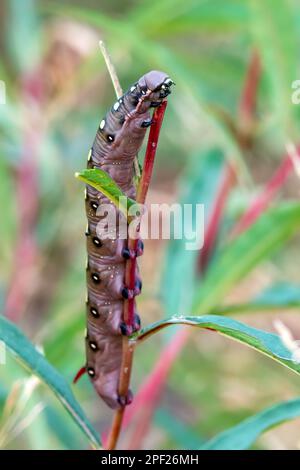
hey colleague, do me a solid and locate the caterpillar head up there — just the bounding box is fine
[137,70,174,103]
[139,70,173,91]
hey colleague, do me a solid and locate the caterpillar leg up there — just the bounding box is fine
[118,389,133,407]
[122,239,144,260]
[120,313,141,336]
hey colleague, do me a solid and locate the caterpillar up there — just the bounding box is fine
[80,71,173,409]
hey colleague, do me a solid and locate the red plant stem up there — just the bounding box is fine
[198,163,236,273]
[123,101,168,329]
[231,147,300,237]
[106,101,168,450]
[136,101,168,205]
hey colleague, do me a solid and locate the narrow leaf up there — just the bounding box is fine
[0,315,101,449]
[137,314,300,377]
[201,397,300,450]
[75,168,136,217]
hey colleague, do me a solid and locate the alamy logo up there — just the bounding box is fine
[0,341,6,365]
[0,80,5,105]
[95,198,205,251]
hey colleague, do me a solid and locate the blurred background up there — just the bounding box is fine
[1,0,300,450]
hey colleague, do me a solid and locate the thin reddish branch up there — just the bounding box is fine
[106,102,168,450]
[124,101,168,330]
[137,101,168,205]
[231,146,300,237]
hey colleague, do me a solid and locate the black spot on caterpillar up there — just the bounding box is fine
[84,71,173,409]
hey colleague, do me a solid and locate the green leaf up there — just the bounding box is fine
[193,203,300,313]
[161,148,226,315]
[0,315,101,449]
[137,314,300,377]
[201,397,300,450]
[75,168,136,217]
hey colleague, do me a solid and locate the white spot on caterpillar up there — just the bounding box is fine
[113,101,120,111]
[84,188,87,200]
[87,149,92,161]
[100,119,105,130]
[92,273,100,282]
[130,86,136,92]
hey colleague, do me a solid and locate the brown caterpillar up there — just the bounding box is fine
[82,71,173,409]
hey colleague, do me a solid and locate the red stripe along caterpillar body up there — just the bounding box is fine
[83,71,173,409]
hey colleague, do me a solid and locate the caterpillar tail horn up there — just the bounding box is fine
[73,366,87,384]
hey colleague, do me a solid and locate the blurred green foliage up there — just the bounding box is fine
[1,0,300,450]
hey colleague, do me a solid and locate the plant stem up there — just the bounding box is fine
[137,101,168,204]
[98,40,140,178]
[106,338,135,450]
[99,40,123,99]
[106,102,168,450]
